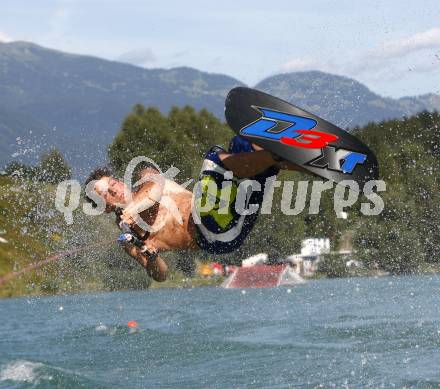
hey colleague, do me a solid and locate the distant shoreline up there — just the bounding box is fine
[4,266,440,299]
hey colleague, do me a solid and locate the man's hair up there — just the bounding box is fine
[84,166,114,207]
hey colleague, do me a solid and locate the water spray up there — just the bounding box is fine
[0,239,116,287]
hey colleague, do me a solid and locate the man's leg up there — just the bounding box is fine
[219,148,306,177]
[218,149,277,178]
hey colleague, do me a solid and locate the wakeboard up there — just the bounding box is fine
[225,87,379,186]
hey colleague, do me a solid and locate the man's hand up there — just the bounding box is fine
[121,211,136,227]
[142,241,159,260]
[120,210,151,239]
[118,221,148,248]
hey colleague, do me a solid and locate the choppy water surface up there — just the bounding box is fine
[1,275,440,388]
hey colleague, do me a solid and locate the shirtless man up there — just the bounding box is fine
[85,135,303,282]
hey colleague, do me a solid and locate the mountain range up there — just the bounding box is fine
[0,41,438,175]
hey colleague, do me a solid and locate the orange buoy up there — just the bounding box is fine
[127,320,138,328]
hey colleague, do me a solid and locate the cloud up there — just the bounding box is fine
[378,55,440,81]
[41,2,75,48]
[0,31,13,42]
[338,28,440,79]
[281,58,320,72]
[117,48,156,66]
[369,28,440,60]
[350,28,440,75]
[279,28,440,82]
[280,57,341,76]
[407,56,440,74]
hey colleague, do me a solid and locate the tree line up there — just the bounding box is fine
[3,149,71,184]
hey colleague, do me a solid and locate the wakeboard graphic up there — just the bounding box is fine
[225,87,379,186]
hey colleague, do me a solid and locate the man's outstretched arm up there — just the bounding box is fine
[123,244,168,282]
[121,168,164,233]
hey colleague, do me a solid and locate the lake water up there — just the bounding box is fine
[1,275,440,388]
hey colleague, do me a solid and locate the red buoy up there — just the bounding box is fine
[127,320,138,328]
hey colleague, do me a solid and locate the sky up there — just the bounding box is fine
[0,0,439,98]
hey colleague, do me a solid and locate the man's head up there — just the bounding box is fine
[84,167,128,212]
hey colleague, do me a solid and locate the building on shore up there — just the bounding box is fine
[285,238,330,275]
[221,238,360,288]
